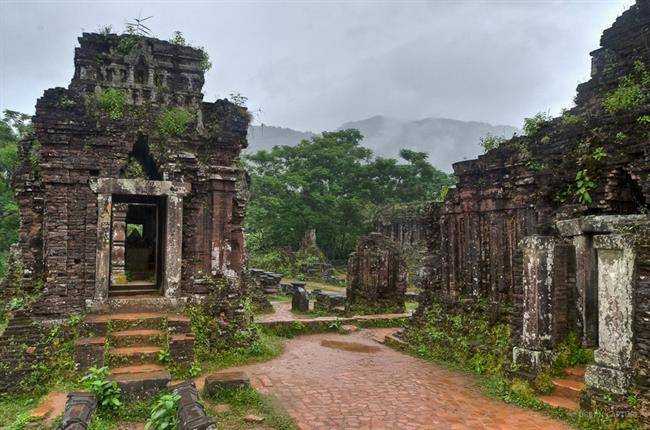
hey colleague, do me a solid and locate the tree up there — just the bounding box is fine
[0,110,31,278]
[245,129,455,260]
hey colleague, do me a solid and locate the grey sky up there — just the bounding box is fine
[0,0,635,132]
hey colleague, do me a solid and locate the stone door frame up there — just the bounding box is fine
[87,178,190,310]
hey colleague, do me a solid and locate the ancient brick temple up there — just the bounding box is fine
[0,33,249,393]
[410,1,650,421]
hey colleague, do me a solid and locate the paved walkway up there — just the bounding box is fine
[228,329,569,430]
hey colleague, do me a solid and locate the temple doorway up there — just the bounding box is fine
[109,195,166,296]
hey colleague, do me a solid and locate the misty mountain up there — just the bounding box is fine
[246,115,519,172]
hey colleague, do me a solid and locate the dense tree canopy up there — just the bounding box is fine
[245,129,455,260]
[0,110,30,278]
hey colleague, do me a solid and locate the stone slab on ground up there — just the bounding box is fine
[204,370,251,396]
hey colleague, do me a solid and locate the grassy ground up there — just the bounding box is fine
[203,387,298,430]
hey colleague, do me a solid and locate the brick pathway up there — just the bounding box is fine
[229,329,569,430]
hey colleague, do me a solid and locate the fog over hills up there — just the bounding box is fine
[246,115,519,172]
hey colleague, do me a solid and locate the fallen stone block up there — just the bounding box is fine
[205,371,251,396]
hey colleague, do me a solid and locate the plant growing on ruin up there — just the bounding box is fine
[603,60,650,113]
[197,48,212,72]
[144,393,180,430]
[229,92,248,107]
[156,107,194,137]
[169,30,186,46]
[523,112,552,136]
[526,161,545,170]
[560,109,581,127]
[575,169,597,204]
[81,366,123,409]
[637,114,650,125]
[479,133,506,153]
[97,88,126,120]
[97,25,113,36]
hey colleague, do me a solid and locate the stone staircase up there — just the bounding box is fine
[74,311,195,399]
[537,367,586,410]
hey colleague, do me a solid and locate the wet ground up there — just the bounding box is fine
[228,328,570,430]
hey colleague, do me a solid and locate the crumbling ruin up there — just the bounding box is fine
[0,32,250,393]
[409,1,650,422]
[346,232,407,313]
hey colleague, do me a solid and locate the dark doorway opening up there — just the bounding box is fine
[109,195,166,297]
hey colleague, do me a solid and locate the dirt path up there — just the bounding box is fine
[226,329,569,430]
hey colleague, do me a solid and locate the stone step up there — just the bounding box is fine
[85,312,167,332]
[109,329,164,348]
[109,370,171,400]
[108,289,159,297]
[537,395,580,411]
[109,345,162,366]
[564,367,586,380]
[110,363,167,375]
[551,378,585,400]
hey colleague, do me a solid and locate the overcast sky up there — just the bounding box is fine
[0,0,635,132]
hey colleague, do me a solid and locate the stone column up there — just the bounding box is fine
[585,234,635,394]
[110,203,128,285]
[512,236,556,369]
[93,193,112,303]
[164,193,184,299]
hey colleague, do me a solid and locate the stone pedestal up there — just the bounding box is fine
[292,287,309,312]
[585,234,635,394]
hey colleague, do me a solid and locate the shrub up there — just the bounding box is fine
[480,133,507,153]
[144,393,180,430]
[156,108,194,137]
[81,366,122,409]
[523,112,552,136]
[603,60,650,113]
[97,88,126,120]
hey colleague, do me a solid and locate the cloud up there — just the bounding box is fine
[0,0,634,131]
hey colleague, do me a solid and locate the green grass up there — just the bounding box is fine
[203,387,298,430]
[0,394,45,430]
[266,294,291,303]
[199,332,285,374]
[88,398,155,430]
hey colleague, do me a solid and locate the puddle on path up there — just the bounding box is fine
[320,339,380,353]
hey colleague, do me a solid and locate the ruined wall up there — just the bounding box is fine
[0,32,249,393]
[429,1,650,304]
[346,233,407,313]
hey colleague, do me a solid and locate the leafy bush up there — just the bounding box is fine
[603,60,650,113]
[144,393,180,430]
[81,366,122,409]
[523,112,552,136]
[97,88,126,120]
[480,133,507,153]
[156,108,194,137]
[553,332,594,370]
[575,169,597,205]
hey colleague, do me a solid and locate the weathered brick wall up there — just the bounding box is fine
[0,32,249,393]
[430,1,650,305]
